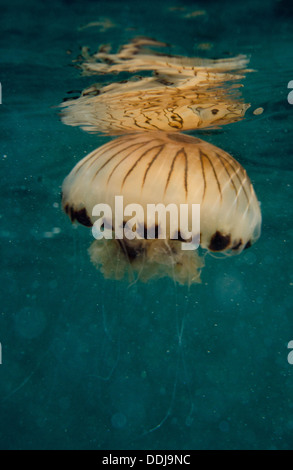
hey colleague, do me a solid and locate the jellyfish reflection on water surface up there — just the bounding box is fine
[60,37,252,135]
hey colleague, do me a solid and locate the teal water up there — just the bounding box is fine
[0,0,293,450]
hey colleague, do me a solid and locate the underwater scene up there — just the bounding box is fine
[0,0,293,450]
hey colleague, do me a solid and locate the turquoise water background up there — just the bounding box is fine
[0,0,293,450]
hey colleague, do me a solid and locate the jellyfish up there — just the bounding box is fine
[60,38,261,284]
[62,132,261,285]
[58,38,262,438]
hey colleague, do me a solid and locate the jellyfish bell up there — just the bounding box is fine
[62,131,261,284]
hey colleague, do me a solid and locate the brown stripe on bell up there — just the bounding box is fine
[61,132,261,284]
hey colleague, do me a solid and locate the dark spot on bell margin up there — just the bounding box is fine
[209,231,231,251]
[70,207,93,227]
[177,231,189,243]
[154,224,160,239]
[142,224,159,239]
[142,225,148,239]
[244,240,252,250]
[232,239,242,251]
